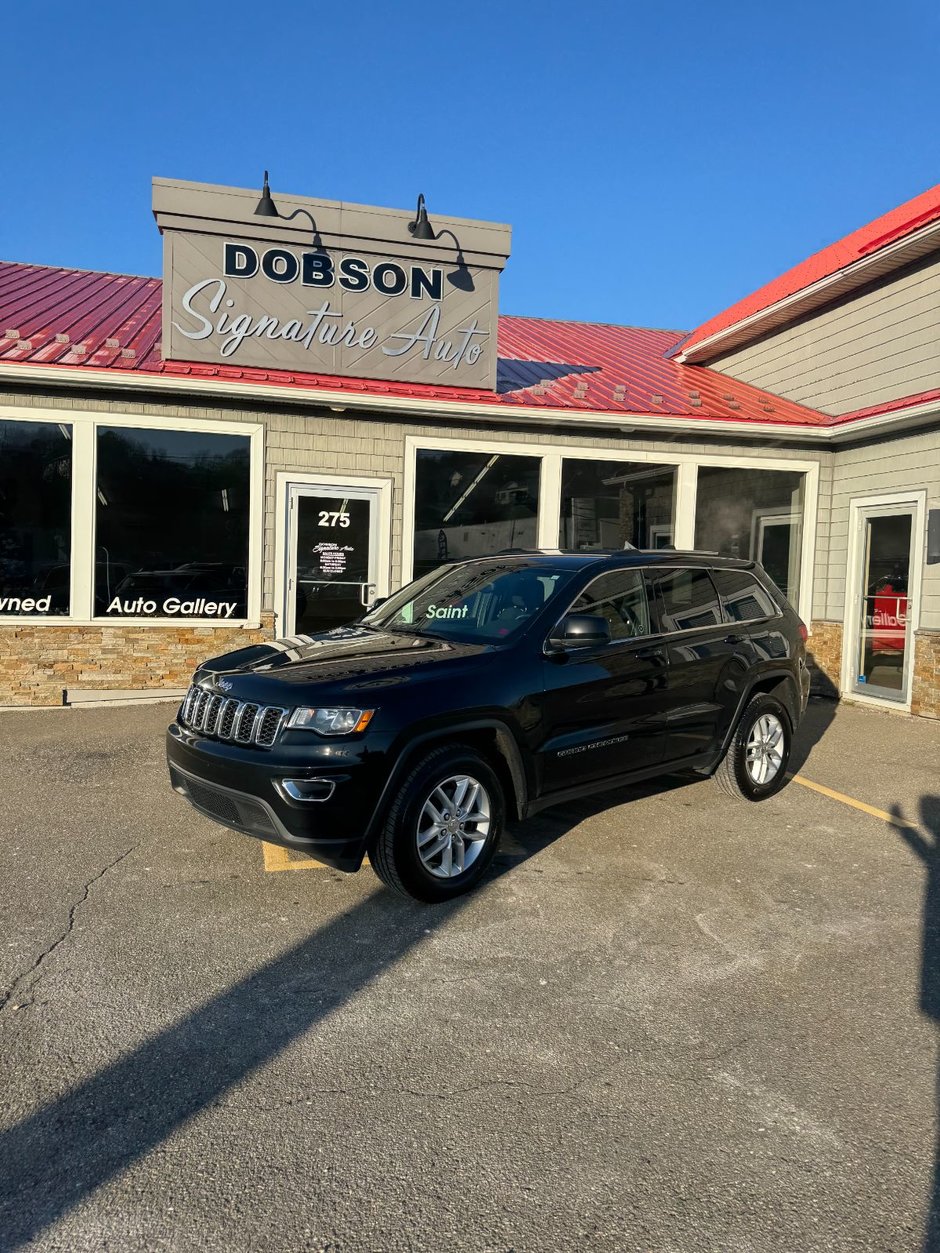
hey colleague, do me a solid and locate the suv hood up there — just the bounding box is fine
[192,625,493,705]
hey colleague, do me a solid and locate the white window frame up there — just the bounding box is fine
[402,435,819,626]
[0,404,264,627]
[647,523,674,549]
[273,471,393,637]
[840,489,926,713]
[750,509,803,606]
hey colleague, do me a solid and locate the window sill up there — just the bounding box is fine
[0,618,263,629]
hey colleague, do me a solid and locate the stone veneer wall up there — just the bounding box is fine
[807,620,843,698]
[0,616,275,707]
[5,614,935,715]
[912,631,940,719]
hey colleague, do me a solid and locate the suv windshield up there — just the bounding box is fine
[363,561,572,643]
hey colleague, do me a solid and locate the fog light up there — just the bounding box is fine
[281,778,336,802]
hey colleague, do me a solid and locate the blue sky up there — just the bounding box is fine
[2,0,938,331]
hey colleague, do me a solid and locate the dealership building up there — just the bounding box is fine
[0,176,938,715]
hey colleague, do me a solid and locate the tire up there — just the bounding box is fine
[712,694,792,802]
[369,745,505,903]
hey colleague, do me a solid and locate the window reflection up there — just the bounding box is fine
[711,568,778,622]
[570,569,650,640]
[0,420,72,616]
[560,459,676,550]
[370,561,567,643]
[413,450,540,579]
[649,568,723,633]
[95,428,251,619]
[695,466,804,605]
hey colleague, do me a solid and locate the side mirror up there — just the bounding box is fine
[548,613,611,650]
[369,596,387,611]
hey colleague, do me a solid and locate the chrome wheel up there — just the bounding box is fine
[745,713,785,786]
[416,774,491,879]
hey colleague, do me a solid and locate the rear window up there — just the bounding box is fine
[711,568,779,623]
[649,568,722,633]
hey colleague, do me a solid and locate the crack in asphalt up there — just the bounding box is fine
[0,846,136,1016]
[285,1036,753,1108]
[664,1036,753,1080]
[285,1075,596,1105]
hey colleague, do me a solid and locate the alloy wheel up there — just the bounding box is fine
[416,774,491,879]
[745,713,785,786]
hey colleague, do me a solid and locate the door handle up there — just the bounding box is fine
[724,634,745,645]
[635,645,666,660]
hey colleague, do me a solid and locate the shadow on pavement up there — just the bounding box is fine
[891,795,940,1252]
[0,699,838,1249]
[0,799,601,1249]
[787,694,838,775]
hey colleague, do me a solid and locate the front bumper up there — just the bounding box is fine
[166,722,381,872]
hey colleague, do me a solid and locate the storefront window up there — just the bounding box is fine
[560,459,676,551]
[0,420,72,616]
[95,427,251,619]
[412,449,541,579]
[694,466,805,605]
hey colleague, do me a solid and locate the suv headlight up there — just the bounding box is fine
[286,707,375,735]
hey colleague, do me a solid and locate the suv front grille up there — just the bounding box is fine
[256,706,285,747]
[179,685,287,750]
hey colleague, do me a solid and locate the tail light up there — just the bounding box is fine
[798,621,808,643]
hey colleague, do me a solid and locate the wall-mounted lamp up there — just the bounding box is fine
[254,171,324,249]
[408,193,436,241]
[407,194,474,292]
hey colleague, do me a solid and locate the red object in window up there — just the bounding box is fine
[872,583,908,652]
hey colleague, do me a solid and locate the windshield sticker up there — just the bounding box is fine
[425,604,469,620]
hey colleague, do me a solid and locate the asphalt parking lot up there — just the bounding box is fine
[0,697,938,1252]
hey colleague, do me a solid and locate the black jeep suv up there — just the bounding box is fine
[166,552,810,902]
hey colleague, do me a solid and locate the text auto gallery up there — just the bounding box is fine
[0,176,938,716]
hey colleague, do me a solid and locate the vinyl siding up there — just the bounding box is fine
[708,251,940,416]
[825,426,940,628]
[813,455,835,615]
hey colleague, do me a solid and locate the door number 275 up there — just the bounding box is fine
[318,510,350,528]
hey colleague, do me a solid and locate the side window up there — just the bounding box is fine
[569,569,650,642]
[649,568,722,633]
[711,568,778,623]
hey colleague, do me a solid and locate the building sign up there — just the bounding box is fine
[154,179,512,391]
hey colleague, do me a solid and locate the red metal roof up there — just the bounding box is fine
[0,259,831,426]
[836,386,940,425]
[681,182,940,357]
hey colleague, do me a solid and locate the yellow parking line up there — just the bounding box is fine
[260,841,370,873]
[789,774,922,832]
[261,841,327,873]
[261,778,920,870]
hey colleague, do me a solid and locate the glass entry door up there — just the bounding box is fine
[287,486,380,636]
[852,507,915,702]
